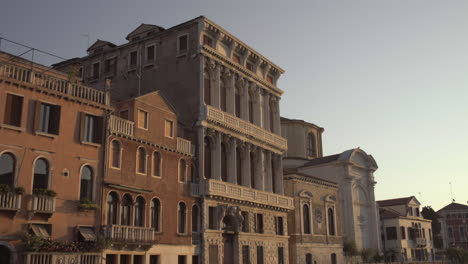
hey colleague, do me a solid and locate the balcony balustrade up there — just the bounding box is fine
[31,195,55,213]
[108,115,134,137]
[0,61,108,105]
[416,237,427,246]
[205,105,287,151]
[103,225,157,244]
[198,179,293,210]
[0,192,21,211]
[177,137,193,155]
[25,252,100,264]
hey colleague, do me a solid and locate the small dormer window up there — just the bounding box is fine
[203,35,213,47]
[91,62,100,79]
[415,208,420,217]
[177,34,189,55]
[146,44,156,63]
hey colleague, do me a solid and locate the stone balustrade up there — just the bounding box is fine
[198,179,293,210]
[416,237,427,246]
[0,192,21,211]
[31,195,55,213]
[25,252,101,264]
[103,225,157,244]
[109,115,134,136]
[177,137,193,155]
[0,62,108,105]
[205,105,287,151]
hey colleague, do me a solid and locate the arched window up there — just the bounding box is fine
[33,158,49,190]
[179,159,186,182]
[221,143,227,182]
[328,207,335,235]
[152,152,161,177]
[236,148,242,185]
[0,153,15,188]
[204,70,211,105]
[235,88,241,118]
[220,79,226,111]
[303,204,311,234]
[151,198,161,231]
[250,152,255,188]
[121,194,132,226]
[134,196,145,227]
[178,202,187,234]
[248,92,254,123]
[331,253,337,264]
[192,204,200,232]
[204,137,211,179]
[107,192,119,225]
[307,133,317,157]
[80,165,93,200]
[110,140,121,168]
[306,254,313,264]
[137,147,146,174]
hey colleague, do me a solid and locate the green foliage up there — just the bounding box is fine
[343,239,359,256]
[14,186,25,195]
[33,188,57,197]
[445,247,468,263]
[421,206,444,248]
[21,232,106,253]
[360,248,376,263]
[0,184,11,194]
[79,199,99,211]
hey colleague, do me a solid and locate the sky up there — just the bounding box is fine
[1,0,467,211]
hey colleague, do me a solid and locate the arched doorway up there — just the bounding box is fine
[0,245,11,264]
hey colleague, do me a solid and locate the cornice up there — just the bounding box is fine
[109,133,192,157]
[284,175,338,189]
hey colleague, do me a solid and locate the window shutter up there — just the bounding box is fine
[50,105,61,135]
[4,94,13,124]
[94,116,104,144]
[33,101,42,132]
[79,112,86,142]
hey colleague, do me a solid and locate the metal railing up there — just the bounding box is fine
[0,192,21,210]
[0,62,108,105]
[205,105,287,150]
[25,252,101,264]
[103,225,157,244]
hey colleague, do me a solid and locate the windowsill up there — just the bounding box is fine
[136,172,147,176]
[35,131,58,138]
[176,52,187,58]
[144,62,155,68]
[177,233,190,237]
[164,135,174,139]
[110,166,121,170]
[88,78,99,84]
[0,123,24,132]
[152,175,162,179]
[81,141,101,148]
[127,67,137,73]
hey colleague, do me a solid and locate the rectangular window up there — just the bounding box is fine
[177,256,186,264]
[192,256,199,264]
[133,255,143,264]
[278,247,284,264]
[241,211,249,232]
[267,74,273,84]
[209,206,216,229]
[164,119,174,137]
[401,226,406,239]
[91,62,100,79]
[138,109,148,129]
[246,62,254,71]
[146,45,156,62]
[233,54,241,64]
[4,94,23,127]
[242,246,250,264]
[104,57,117,75]
[120,110,129,120]
[275,216,284,235]
[178,34,188,55]
[81,113,103,144]
[203,35,213,47]
[129,51,138,69]
[257,246,264,264]
[209,245,219,264]
[35,102,61,135]
[255,213,264,233]
[386,226,397,240]
[149,255,159,264]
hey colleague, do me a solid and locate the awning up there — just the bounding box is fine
[77,226,96,241]
[31,224,50,238]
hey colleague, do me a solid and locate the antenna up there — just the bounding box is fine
[449,182,454,202]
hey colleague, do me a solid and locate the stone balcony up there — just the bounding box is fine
[416,237,427,246]
[194,179,294,210]
[24,252,101,264]
[0,192,22,211]
[31,195,55,214]
[108,115,193,155]
[204,105,287,151]
[102,225,158,245]
[0,61,109,105]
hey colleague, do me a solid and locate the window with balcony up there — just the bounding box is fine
[137,147,147,174]
[386,227,397,240]
[35,102,60,135]
[179,159,186,182]
[221,144,227,182]
[255,213,264,233]
[328,207,336,235]
[164,119,174,138]
[236,148,242,185]
[138,109,148,129]
[307,132,317,157]
[220,79,226,112]
[134,196,145,227]
[121,194,133,226]
[104,57,117,76]
[151,198,161,231]
[107,192,119,225]
[177,34,189,55]
[33,158,49,190]
[110,140,121,168]
[192,204,200,232]
[80,165,93,200]
[81,113,103,144]
[204,70,211,105]
[178,202,187,234]
[204,137,212,179]
[303,204,311,234]
[401,226,406,239]
[3,94,23,127]
[0,153,15,189]
[203,35,213,47]
[152,152,161,177]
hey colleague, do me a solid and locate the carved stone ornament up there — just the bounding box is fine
[315,209,323,224]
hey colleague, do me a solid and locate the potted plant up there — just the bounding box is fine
[33,188,57,197]
[78,198,99,211]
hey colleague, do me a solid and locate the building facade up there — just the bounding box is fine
[102,91,196,263]
[54,16,294,264]
[378,196,434,262]
[437,202,468,250]
[281,117,381,252]
[283,168,343,264]
[0,51,110,263]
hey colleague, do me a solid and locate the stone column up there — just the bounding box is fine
[213,62,221,108]
[255,149,265,191]
[273,154,284,195]
[227,136,236,184]
[251,85,261,126]
[212,131,222,180]
[226,72,236,115]
[264,151,273,192]
[242,143,251,188]
[271,96,281,134]
[241,80,249,121]
[262,91,270,130]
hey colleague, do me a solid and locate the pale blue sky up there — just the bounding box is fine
[1,0,467,210]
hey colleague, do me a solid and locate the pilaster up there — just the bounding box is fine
[264,151,273,192]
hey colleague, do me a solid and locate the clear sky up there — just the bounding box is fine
[1,0,467,210]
